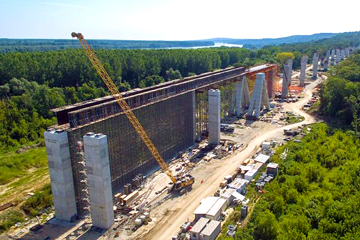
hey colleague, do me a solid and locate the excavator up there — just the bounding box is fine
[71,32,194,193]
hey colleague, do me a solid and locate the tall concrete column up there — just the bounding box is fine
[300,55,308,87]
[84,133,114,229]
[44,129,77,221]
[208,89,220,145]
[324,50,330,71]
[340,49,345,60]
[336,49,340,64]
[312,52,319,80]
[286,58,293,85]
[266,70,274,99]
[235,76,250,116]
[192,90,196,142]
[345,48,350,57]
[331,49,335,66]
[282,65,290,99]
[247,73,269,118]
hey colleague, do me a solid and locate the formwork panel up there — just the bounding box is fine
[67,92,194,214]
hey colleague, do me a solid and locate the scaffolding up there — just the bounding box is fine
[67,92,194,214]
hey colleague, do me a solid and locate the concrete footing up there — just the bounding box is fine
[84,133,114,229]
[247,73,270,118]
[44,129,77,221]
[208,89,221,145]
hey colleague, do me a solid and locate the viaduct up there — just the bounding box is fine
[44,64,276,225]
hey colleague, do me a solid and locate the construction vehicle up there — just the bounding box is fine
[71,32,194,192]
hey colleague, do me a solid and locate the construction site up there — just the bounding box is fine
[12,35,354,240]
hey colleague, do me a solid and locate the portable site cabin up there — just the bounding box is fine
[190,217,210,240]
[206,198,227,220]
[193,197,219,221]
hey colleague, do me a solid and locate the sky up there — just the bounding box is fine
[0,0,359,40]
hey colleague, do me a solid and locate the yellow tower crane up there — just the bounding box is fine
[71,32,194,192]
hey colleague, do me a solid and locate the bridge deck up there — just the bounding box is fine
[52,64,274,129]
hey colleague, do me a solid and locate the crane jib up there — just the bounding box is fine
[72,32,178,184]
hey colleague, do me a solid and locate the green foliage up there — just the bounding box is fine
[320,53,360,133]
[278,31,360,59]
[253,210,279,240]
[21,184,53,217]
[276,52,295,64]
[0,47,276,149]
[0,146,47,184]
[0,210,24,233]
[165,68,182,81]
[236,123,360,239]
[0,39,215,53]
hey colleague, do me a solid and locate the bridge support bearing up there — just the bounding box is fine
[235,76,250,116]
[247,73,270,118]
[44,129,77,222]
[84,133,114,229]
[208,89,221,145]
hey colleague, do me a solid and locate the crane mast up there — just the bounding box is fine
[71,32,177,184]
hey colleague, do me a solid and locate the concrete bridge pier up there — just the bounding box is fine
[247,73,270,118]
[84,133,114,229]
[312,52,319,80]
[208,89,221,145]
[340,49,345,60]
[331,49,335,66]
[324,50,330,71]
[235,76,250,116]
[286,59,293,86]
[300,55,308,87]
[282,65,290,99]
[336,49,340,65]
[44,129,77,222]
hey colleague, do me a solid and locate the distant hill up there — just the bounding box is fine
[277,31,360,58]
[0,39,215,53]
[206,33,337,48]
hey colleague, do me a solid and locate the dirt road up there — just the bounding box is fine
[139,75,323,240]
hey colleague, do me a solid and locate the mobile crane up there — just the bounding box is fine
[71,32,194,192]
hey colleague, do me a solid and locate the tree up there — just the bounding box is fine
[254,210,279,240]
[165,68,182,80]
[276,52,295,65]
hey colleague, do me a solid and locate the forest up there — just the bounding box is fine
[228,123,360,239]
[212,32,336,49]
[0,47,285,149]
[0,38,214,53]
[320,51,360,134]
[0,30,358,149]
[277,31,360,59]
